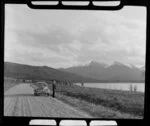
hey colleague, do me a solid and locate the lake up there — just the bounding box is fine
[75,83,145,92]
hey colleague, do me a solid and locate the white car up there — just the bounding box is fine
[34,82,50,96]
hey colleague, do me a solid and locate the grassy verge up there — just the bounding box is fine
[48,84,144,118]
[4,77,21,93]
[56,93,141,119]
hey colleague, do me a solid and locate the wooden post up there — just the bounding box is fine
[81,82,84,87]
[52,80,56,98]
[130,84,133,92]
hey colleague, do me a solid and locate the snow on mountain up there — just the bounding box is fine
[60,61,145,82]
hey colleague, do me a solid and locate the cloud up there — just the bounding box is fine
[15,27,74,47]
[4,5,146,68]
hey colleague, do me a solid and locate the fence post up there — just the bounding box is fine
[81,82,84,87]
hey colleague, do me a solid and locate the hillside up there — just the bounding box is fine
[60,61,145,82]
[4,62,99,83]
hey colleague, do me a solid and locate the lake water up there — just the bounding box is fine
[75,83,145,92]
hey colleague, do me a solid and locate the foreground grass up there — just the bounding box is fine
[50,84,144,118]
[56,93,141,119]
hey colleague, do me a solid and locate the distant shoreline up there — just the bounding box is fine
[74,81,145,83]
[4,76,145,83]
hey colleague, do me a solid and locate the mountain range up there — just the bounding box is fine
[60,61,145,82]
[4,61,145,83]
[4,62,99,83]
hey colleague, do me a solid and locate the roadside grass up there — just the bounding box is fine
[4,77,22,92]
[49,84,144,118]
[56,93,142,119]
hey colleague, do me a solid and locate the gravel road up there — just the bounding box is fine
[4,83,91,117]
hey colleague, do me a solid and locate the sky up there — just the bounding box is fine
[4,4,146,68]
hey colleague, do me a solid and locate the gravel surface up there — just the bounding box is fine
[4,83,92,117]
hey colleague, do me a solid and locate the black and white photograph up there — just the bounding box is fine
[4,2,146,119]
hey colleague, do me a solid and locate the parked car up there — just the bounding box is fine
[34,82,50,96]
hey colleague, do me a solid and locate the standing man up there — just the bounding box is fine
[52,80,56,98]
